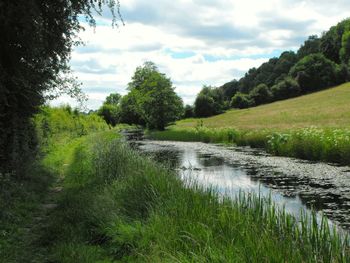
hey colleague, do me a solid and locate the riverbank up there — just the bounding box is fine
[151,83,350,165]
[149,126,350,165]
[24,131,350,261]
[1,107,349,262]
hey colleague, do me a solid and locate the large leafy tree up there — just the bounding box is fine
[0,1,122,173]
[128,62,184,130]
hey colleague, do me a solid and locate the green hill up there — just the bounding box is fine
[176,83,350,130]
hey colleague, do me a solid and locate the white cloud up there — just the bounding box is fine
[52,0,350,109]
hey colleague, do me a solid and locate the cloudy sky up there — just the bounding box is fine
[53,0,350,109]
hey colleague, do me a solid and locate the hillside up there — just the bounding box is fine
[175,83,350,130]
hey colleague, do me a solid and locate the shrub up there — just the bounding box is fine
[271,77,301,100]
[230,92,254,109]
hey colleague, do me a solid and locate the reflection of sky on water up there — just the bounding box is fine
[177,146,308,221]
[138,140,348,233]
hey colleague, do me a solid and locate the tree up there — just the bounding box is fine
[271,77,301,100]
[118,92,145,125]
[128,62,184,130]
[289,53,338,92]
[183,105,195,118]
[230,92,253,109]
[105,93,121,105]
[249,84,272,106]
[194,94,216,117]
[297,35,321,59]
[97,92,121,126]
[0,0,122,174]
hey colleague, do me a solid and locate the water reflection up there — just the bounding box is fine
[131,138,350,232]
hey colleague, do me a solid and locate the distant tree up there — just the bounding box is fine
[194,94,216,117]
[97,92,121,126]
[271,77,301,100]
[105,93,121,105]
[230,92,253,109]
[289,53,338,92]
[297,35,321,59]
[320,19,350,63]
[249,84,272,106]
[220,80,239,101]
[97,104,119,126]
[128,62,184,130]
[340,30,350,64]
[183,105,195,118]
[119,92,145,125]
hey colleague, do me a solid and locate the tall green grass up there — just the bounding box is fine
[150,126,350,165]
[43,131,349,262]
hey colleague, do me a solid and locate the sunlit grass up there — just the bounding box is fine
[43,131,349,262]
[175,83,350,130]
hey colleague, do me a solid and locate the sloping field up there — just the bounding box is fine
[176,83,350,130]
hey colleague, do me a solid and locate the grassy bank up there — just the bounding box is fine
[2,106,349,262]
[177,83,350,130]
[150,127,350,165]
[0,106,108,262]
[40,130,349,262]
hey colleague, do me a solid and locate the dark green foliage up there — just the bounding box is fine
[219,80,239,101]
[289,53,338,92]
[184,105,195,118]
[320,19,350,64]
[297,35,321,59]
[340,30,350,64]
[97,104,119,126]
[194,86,225,117]
[230,92,253,109]
[104,93,121,105]
[249,83,272,105]
[0,0,121,174]
[194,94,216,117]
[271,77,301,100]
[118,93,145,126]
[97,92,121,126]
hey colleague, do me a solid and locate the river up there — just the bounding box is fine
[123,130,350,233]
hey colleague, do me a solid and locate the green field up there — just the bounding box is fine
[176,83,350,130]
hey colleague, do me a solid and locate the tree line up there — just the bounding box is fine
[190,18,350,118]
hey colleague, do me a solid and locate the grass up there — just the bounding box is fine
[150,83,350,165]
[176,83,350,130]
[40,130,349,262]
[2,105,350,262]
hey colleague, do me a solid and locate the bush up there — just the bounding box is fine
[271,77,301,100]
[230,92,254,109]
[249,83,272,105]
[194,94,216,117]
[289,53,338,92]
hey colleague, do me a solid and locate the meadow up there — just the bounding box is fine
[176,83,350,130]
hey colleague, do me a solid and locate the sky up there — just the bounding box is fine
[52,0,350,110]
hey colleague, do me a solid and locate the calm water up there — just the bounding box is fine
[122,130,350,232]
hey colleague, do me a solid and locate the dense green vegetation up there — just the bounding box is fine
[98,62,184,130]
[2,106,349,262]
[0,106,108,262]
[188,19,350,118]
[0,0,122,176]
[151,83,350,165]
